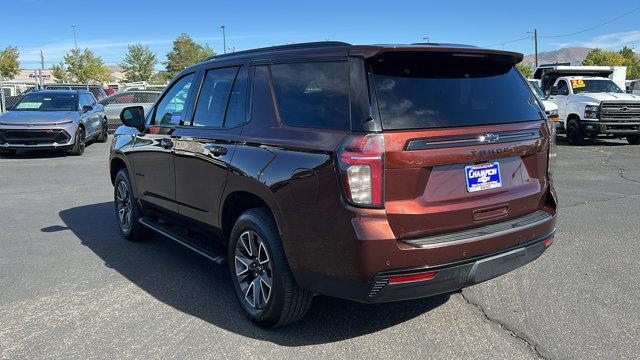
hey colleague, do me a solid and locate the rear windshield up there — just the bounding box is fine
[371,58,542,129]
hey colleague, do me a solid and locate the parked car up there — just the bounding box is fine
[546,76,640,145]
[527,79,559,123]
[99,90,160,132]
[0,90,107,156]
[43,83,108,101]
[629,80,640,96]
[109,41,557,328]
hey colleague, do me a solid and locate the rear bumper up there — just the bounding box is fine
[293,208,556,303]
[365,229,554,303]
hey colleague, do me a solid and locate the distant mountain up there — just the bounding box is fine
[522,47,593,67]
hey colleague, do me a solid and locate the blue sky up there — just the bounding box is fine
[2,0,639,69]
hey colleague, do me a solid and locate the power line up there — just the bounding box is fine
[540,6,640,38]
[483,35,531,48]
[484,6,639,49]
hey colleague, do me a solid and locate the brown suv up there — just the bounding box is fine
[109,42,557,328]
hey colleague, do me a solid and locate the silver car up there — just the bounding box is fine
[0,90,107,156]
[99,90,160,132]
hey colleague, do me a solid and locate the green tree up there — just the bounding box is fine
[516,63,533,78]
[51,64,70,82]
[164,34,215,79]
[148,71,168,85]
[619,46,640,80]
[55,48,111,83]
[582,48,626,66]
[0,46,20,79]
[119,44,157,83]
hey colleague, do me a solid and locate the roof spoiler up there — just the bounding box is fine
[351,46,523,65]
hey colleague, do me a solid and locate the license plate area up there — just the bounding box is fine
[465,162,502,193]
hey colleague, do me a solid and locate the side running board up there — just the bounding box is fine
[139,217,226,265]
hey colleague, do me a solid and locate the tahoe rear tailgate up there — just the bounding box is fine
[368,50,550,240]
[383,121,549,240]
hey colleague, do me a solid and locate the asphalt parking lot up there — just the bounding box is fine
[1,135,639,359]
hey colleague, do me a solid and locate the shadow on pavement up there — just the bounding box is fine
[1,149,70,159]
[53,201,449,346]
[555,134,628,147]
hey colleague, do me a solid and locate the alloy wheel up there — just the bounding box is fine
[234,230,273,309]
[115,181,132,231]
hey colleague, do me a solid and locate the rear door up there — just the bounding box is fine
[368,52,549,240]
[173,65,248,228]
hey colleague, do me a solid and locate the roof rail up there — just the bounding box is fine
[204,41,351,61]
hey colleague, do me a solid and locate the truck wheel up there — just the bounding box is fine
[228,208,313,328]
[627,135,640,145]
[114,169,148,241]
[567,120,585,146]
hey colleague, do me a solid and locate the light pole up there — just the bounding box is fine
[71,25,78,50]
[422,36,430,43]
[527,29,539,68]
[221,25,226,54]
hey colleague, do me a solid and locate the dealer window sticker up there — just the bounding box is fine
[571,79,586,89]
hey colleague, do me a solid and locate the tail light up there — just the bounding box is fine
[545,119,557,178]
[337,133,384,207]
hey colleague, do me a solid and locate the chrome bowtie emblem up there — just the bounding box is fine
[620,107,630,112]
[480,133,499,143]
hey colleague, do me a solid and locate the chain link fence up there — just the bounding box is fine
[1,79,38,113]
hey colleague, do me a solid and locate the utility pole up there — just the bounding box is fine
[534,28,539,69]
[221,25,227,54]
[40,50,45,70]
[72,25,78,50]
[422,36,430,43]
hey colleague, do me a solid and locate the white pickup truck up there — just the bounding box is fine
[546,76,640,145]
[534,65,640,145]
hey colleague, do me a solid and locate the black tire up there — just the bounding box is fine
[96,119,108,143]
[626,135,640,145]
[0,149,17,157]
[566,119,585,146]
[69,127,86,155]
[114,169,148,241]
[228,208,312,328]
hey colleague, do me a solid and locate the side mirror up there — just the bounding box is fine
[120,106,145,130]
[549,86,559,96]
[82,105,93,113]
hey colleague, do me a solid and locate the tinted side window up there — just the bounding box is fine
[225,66,248,128]
[154,74,194,126]
[270,61,349,130]
[192,67,237,128]
[557,80,569,95]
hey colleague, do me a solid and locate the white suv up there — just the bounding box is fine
[548,76,640,145]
